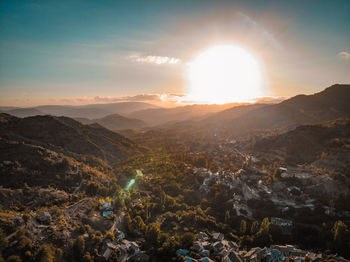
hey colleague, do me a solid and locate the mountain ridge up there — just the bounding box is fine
[0,113,141,164]
[75,113,146,130]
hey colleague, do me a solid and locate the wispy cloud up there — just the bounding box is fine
[338,51,350,59]
[47,93,185,105]
[128,55,181,65]
[236,11,282,50]
[94,94,162,103]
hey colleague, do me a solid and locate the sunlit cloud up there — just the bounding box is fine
[128,55,181,65]
[47,93,185,106]
[338,51,350,59]
[94,94,162,103]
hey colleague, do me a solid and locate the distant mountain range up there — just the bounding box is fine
[1,84,349,135]
[75,113,147,130]
[128,103,246,125]
[138,84,350,141]
[0,102,159,119]
[210,84,350,136]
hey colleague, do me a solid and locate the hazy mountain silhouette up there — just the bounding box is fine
[3,108,44,118]
[204,84,350,135]
[76,113,146,130]
[1,102,159,119]
[128,103,244,125]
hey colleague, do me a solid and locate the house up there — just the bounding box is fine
[308,253,323,262]
[184,256,198,262]
[270,217,293,227]
[102,211,113,217]
[228,241,239,250]
[212,232,224,241]
[106,242,118,250]
[129,241,140,254]
[199,249,210,257]
[132,198,142,205]
[177,249,190,256]
[270,245,289,256]
[101,202,112,210]
[290,247,307,257]
[197,232,209,241]
[199,241,211,250]
[223,250,243,262]
[243,247,266,262]
[218,249,229,257]
[193,241,203,251]
[103,247,113,260]
[213,241,224,253]
[267,248,284,262]
[115,230,125,239]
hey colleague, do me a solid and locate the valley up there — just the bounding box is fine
[0,85,350,262]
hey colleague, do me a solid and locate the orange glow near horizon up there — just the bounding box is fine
[186,44,264,104]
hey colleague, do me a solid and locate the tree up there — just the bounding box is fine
[124,213,133,234]
[332,220,350,255]
[332,220,348,242]
[73,236,85,260]
[105,231,115,241]
[7,256,22,262]
[181,232,195,249]
[82,252,93,262]
[254,218,272,246]
[0,228,8,253]
[145,223,160,246]
[240,220,247,235]
[36,244,55,262]
[250,221,258,235]
[135,216,146,232]
[224,211,230,223]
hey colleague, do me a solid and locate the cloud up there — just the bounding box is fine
[236,12,282,50]
[94,94,161,103]
[128,55,181,65]
[338,51,350,59]
[46,93,186,106]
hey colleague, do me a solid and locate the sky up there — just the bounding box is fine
[0,0,349,107]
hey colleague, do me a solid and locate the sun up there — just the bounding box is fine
[186,44,264,104]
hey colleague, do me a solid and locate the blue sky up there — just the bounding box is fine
[0,0,349,106]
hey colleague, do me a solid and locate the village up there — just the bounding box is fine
[174,231,348,262]
[193,161,349,225]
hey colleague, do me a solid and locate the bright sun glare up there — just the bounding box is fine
[187,45,263,104]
